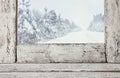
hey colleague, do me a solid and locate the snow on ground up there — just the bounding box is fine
[36,30,104,43]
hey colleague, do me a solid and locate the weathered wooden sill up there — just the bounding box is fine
[0,63,120,72]
[0,63,120,78]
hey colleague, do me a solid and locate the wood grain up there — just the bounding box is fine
[0,72,120,78]
[0,64,120,72]
[17,44,106,63]
[105,0,120,63]
[0,0,16,63]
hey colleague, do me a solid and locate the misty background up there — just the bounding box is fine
[30,0,104,29]
[18,0,104,44]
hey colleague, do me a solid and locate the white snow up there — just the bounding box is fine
[37,30,104,43]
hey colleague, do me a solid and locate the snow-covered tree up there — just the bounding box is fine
[18,0,38,44]
[88,14,104,32]
[18,0,79,44]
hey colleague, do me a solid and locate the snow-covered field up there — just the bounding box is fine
[37,30,104,43]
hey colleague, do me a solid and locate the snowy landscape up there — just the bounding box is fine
[18,0,104,44]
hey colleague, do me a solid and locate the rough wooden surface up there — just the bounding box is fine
[0,64,120,78]
[0,0,120,78]
[17,44,106,63]
[0,0,16,63]
[0,72,120,78]
[105,0,120,63]
[0,64,120,72]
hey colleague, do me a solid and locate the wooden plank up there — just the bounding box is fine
[17,44,106,63]
[0,64,120,72]
[0,72,120,78]
[105,0,120,63]
[0,0,16,63]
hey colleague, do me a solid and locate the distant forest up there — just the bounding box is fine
[18,0,104,44]
[18,0,79,44]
